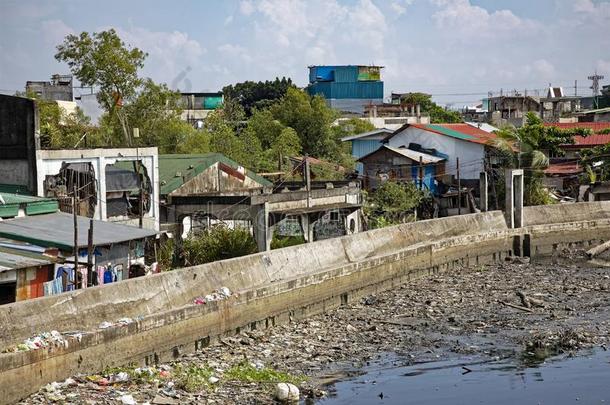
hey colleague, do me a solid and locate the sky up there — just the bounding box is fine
[1,0,610,109]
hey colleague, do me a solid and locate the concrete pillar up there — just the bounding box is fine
[344,209,361,234]
[479,172,488,212]
[505,169,524,228]
[98,156,107,222]
[253,202,271,252]
[299,214,313,242]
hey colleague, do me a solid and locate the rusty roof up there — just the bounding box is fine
[545,122,610,148]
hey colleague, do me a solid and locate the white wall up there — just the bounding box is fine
[35,148,160,231]
[387,127,485,180]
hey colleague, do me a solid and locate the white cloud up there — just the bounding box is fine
[218,43,252,63]
[391,2,407,15]
[571,0,610,26]
[114,27,206,89]
[532,59,555,77]
[240,0,387,66]
[431,0,540,39]
[40,19,74,46]
[5,2,56,20]
[239,0,255,15]
[597,60,610,76]
[390,0,415,16]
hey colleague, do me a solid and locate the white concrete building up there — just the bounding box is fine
[35,148,160,231]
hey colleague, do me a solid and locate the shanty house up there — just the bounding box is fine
[0,212,157,304]
[383,123,497,181]
[341,128,394,174]
[357,145,445,192]
[158,153,272,225]
[0,238,59,305]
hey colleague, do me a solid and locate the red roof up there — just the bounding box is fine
[404,123,497,145]
[572,134,610,147]
[544,122,610,132]
[544,161,582,176]
[545,122,610,148]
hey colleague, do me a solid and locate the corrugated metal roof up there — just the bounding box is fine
[573,134,610,146]
[581,107,610,114]
[384,146,446,164]
[0,246,55,272]
[544,122,610,132]
[0,184,31,194]
[544,122,610,148]
[465,122,499,133]
[341,128,394,142]
[307,81,384,99]
[156,153,272,196]
[544,161,582,176]
[357,145,445,164]
[0,212,156,251]
[0,192,58,218]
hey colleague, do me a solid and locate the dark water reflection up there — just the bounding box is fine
[320,350,610,404]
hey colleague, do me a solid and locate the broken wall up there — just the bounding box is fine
[35,148,160,231]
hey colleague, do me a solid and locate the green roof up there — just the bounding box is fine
[424,124,474,141]
[157,153,272,195]
[0,184,32,195]
[0,193,59,218]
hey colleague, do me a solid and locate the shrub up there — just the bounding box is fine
[182,226,257,266]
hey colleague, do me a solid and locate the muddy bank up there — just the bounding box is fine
[21,254,610,404]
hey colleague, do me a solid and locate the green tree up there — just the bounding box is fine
[245,108,284,149]
[34,97,100,149]
[223,77,295,115]
[238,129,265,170]
[220,96,246,130]
[98,78,198,152]
[365,181,425,228]
[205,110,248,163]
[55,29,147,144]
[580,143,610,183]
[396,92,462,123]
[491,112,586,205]
[270,88,340,160]
[177,129,210,154]
[269,127,302,172]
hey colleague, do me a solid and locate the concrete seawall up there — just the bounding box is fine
[2,202,610,403]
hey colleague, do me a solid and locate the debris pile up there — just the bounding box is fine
[1,330,78,353]
[98,317,138,329]
[193,286,233,305]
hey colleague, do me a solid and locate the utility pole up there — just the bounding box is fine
[574,79,578,97]
[133,128,143,228]
[87,218,94,287]
[457,157,461,216]
[72,186,79,288]
[418,156,424,190]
